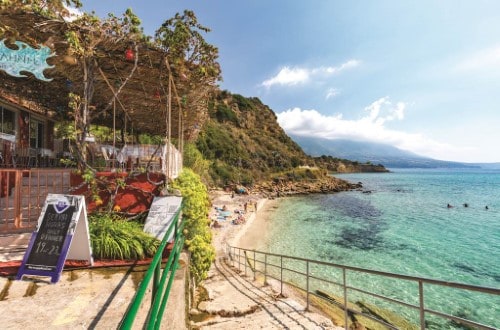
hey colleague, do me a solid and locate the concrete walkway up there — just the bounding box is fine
[0,233,187,329]
[1,229,342,329]
[189,255,342,329]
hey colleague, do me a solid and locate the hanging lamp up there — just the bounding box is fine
[125,48,134,61]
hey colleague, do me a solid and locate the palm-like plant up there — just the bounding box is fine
[89,213,160,260]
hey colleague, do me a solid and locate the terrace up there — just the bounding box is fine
[0,7,212,233]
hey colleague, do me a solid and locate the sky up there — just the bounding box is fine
[81,0,500,163]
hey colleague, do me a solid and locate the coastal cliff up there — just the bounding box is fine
[189,91,388,187]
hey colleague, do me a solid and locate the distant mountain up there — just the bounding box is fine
[470,162,500,170]
[290,135,479,169]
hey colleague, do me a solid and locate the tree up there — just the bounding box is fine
[154,10,222,142]
[0,0,83,18]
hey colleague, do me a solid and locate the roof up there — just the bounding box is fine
[0,8,204,140]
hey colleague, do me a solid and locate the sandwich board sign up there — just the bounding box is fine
[16,194,93,283]
[143,196,183,241]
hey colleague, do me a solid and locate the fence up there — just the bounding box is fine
[119,204,185,329]
[226,245,500,330]
[0,168,72,233]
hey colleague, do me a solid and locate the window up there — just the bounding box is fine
[0,106,15,135]
[30,118,44,148]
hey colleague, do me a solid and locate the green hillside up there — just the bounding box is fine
[187,91,388,187]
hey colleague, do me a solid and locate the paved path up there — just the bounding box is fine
[190,255,342,329]
[0,233,187,329]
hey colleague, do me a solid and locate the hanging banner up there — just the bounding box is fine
[0,39,55,81]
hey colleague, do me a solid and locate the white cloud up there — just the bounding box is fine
[325,88,340,100]
[276,98,471,161]
[455,45,500,73]
[324,60,360,74]
[261,67,309,88]
[261,59,360,89]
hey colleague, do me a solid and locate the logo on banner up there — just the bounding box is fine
[54,197,70,213]
[0,39,55,81]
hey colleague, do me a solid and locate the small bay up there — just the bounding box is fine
[256,168,500,328]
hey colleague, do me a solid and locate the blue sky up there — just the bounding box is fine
[81,1,500,163]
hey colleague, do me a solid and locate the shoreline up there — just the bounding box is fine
[209,190,275,254]
[207,190,416,330]
[208,191,347,326]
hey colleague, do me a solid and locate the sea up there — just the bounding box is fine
[254,168,500,329]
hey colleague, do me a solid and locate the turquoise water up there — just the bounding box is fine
[257,168,500,328]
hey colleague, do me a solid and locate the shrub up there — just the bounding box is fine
[89,213,160,260]
[172,168,215,283]
[183,143,211,182]
[215,103,238,124]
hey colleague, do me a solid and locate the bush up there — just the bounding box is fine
[183,143,211,182]
[215,103,238,124]
[89,213,160,260]
[172,168,215,283]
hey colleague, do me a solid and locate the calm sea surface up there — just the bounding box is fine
[256,168,500,328]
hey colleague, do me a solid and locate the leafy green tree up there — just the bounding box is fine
[154,10,221,141]
[0,0,82,18]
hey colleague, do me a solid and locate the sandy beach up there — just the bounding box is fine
[198,190,340,329]
[208,190,280,254]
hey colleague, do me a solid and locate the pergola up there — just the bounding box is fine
[0,8,206,148]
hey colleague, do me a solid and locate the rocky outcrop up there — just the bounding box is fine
[252,176,362,197]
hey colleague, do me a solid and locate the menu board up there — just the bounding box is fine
[143,196,183,241]
[16,194,93,283]
[25,204,74,271]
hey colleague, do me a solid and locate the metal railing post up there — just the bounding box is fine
[244,251,247,277]
[264,254,267,285]
[343,268,348,330]
[238,248,241,272]
[14,169,22,228]
[306,260,310,311]
[419,281,425,330]
[253,250,256,280]
[280,255,283,296]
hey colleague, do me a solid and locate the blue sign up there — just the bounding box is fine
[0,39,55,81]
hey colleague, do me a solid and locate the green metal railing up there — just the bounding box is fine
[120,204,185,330]
[227,244,500,330]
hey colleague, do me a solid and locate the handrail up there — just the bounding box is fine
[119,204,184,329]
[226,244,500,330]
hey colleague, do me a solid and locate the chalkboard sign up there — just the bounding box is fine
[143,196,183,241]
[25,204,74,272]
[16,194,93,283]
